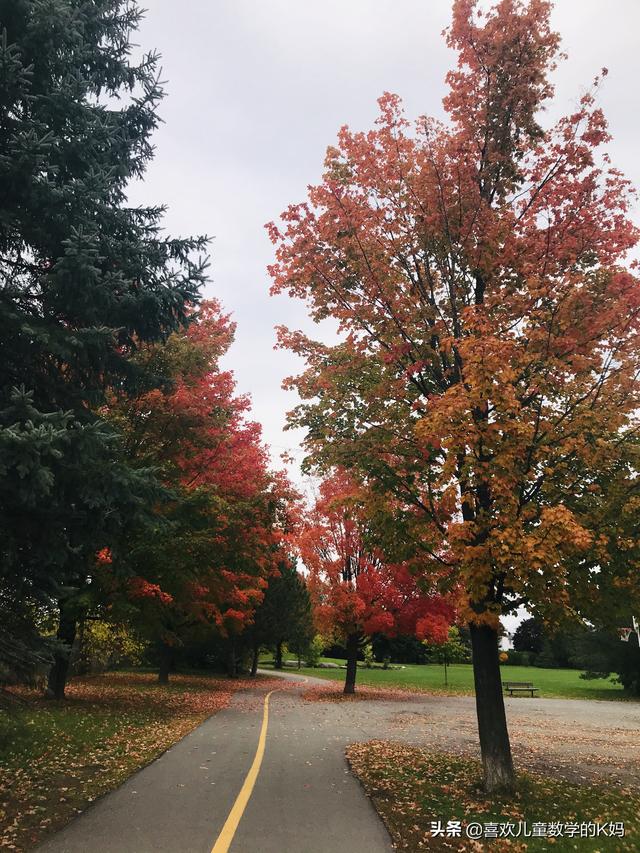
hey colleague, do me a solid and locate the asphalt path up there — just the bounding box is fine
[37,674,393,853]
[37,670,640,853]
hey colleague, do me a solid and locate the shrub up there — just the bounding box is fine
[305,635,325,667]
[363,642,375,668]
[76,621,146,674]
[502,650,533,666]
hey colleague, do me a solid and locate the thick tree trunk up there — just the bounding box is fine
[158,644,171,684]
[250,642,259,677]
[47,600,77,699]
[275,641,283,670]
[343,632,359,695]
[470,623,515,793]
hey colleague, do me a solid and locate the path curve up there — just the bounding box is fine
[264,668,640,788]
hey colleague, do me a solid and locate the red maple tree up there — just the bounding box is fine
[297,471,454,693]
[102,301,294,679]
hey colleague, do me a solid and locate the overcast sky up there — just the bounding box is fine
[129,1,640,638]
[131,0,639,490]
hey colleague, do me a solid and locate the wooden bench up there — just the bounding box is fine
[503,681,539,697]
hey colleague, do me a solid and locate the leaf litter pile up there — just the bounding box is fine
[0,671,280,851]
[303,683,423,703]
[346,740,640,852]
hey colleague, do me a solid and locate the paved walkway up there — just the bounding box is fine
[38,671,640,852]
[37,678,393,853]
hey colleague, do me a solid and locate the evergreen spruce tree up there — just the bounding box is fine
[250,562,313,673]
[0,0,207,694]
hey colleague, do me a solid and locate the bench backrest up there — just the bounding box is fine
[503,681,534,688]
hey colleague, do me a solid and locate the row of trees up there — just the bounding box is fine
[0,0,451,701]
[513,617,640,693]
[268,0,640,792]
[0,0,300,697]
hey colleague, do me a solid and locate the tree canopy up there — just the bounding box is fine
[99,301,294,681]
[0,0,209,686]
[268,0,640,790]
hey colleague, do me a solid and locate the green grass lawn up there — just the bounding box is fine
[261,658,630,701]
[348,741,640,852]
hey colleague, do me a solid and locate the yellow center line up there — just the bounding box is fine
[211,689,278,853]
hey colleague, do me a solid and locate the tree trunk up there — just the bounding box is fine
[275,641,283,670]
[250,642,259,677]
[344,632,359,695]
[469,623,515,793]
[47,599,77,699]
[444,653,448,686]
[158,644,171,684]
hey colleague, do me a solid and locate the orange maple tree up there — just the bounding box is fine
[297,471,454,693]
[268,0,640,791]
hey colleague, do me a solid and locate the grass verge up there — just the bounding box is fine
[0,671,272,851]
[347,740,640,851]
